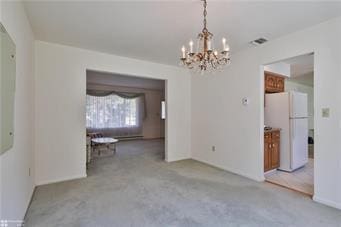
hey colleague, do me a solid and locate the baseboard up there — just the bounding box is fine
[116,136,165,141]
[191,157,264,182]
[313,195,341,210]
[36,174,87,186]
[115,135,143,141]
[264,169,277,175]
[166,156,191,162]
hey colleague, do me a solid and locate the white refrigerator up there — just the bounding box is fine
[265,91,308,172]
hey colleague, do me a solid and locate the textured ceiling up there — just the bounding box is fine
[24,1,341,66]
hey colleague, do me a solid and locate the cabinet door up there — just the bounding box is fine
[276,77,284,92]
[1,24,16,154]
[271,142,280,169]
[271,132,280,169]
[265,72,285,93]
[265,75,276,92]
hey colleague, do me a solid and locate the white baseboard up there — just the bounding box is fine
[24,185,36,220]
[36,174,87,186]
[313,195,341,210]
[191,157,264,182]
[166,156,191,162]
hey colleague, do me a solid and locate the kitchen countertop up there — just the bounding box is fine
[264,128,281,133]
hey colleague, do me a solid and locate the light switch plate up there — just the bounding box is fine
[322,108,330,118]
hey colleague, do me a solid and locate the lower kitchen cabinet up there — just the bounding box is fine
[264,130,280,172]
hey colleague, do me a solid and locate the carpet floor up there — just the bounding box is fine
[25,139,341,227]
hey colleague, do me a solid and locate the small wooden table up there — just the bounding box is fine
[91,137,119,156]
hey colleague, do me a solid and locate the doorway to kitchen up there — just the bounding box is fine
[263,53,314,196]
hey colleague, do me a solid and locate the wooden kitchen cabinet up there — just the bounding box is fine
[265,71,285,93]
[264,129,280,172]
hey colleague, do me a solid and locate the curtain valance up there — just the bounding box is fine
[87,89,144,99]
[86,89,147,119]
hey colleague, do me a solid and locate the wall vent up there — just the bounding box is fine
[250,37,268,46]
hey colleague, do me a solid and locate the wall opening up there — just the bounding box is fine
[84,70,167,173]
[261,53,315,196]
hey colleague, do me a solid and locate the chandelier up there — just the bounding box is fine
[180,0,231,73]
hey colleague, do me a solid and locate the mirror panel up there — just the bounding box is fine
[1,22,16,155]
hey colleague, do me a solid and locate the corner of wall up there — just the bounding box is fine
[313,195,341,210]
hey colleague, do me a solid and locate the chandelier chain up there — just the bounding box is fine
[203,0,207,32]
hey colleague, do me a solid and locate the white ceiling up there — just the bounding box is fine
[284,53,314,78]
[284,54,314,86]
[24,1,341,66]
[87,70,165,90]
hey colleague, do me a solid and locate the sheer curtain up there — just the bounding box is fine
[86,90,146,137]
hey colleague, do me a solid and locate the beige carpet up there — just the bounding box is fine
[25,141,340,226]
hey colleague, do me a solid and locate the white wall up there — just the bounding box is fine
[0,1,35,221]
[34,41,191,185]
[191,17,341,209]
[285,80,314,130]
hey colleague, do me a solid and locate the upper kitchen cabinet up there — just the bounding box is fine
[1,23,16,155]
[265,71,285,93]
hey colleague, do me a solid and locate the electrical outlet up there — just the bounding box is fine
[28,168,31,177]
[212,146,216,152]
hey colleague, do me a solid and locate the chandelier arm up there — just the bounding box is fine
[180,0,231,73]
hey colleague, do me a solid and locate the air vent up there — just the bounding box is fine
[250,37,268,46]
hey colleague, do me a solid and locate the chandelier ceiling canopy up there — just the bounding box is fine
[180,0,231,73]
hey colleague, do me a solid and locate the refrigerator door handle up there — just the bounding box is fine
[291,120,295,140]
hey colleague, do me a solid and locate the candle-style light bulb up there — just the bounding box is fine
[225,44,230,52]
[207,40,212,51]
[189,40,194,53]
[181,46,186,58]
[214,50,218,56]
[222,38,226,50]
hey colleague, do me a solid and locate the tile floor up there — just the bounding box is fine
[265,158,314,195]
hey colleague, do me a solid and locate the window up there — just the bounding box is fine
[86,94,139,129]
[161,101,166,119]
